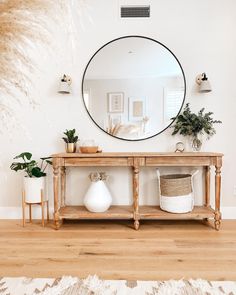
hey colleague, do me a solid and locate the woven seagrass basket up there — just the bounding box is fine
[157,170,198,214]
[160,174,192,197]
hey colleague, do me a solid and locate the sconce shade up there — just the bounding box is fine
[196,73,212,93]
[58,81,71,94]
[58,74,72,94]
[199,79,212,93]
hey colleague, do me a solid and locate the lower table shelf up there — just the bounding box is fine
[58,205,215,220]
[59,205,133,219]
[139,205,215,219]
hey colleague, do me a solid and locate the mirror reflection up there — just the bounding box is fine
[82,36,186,140]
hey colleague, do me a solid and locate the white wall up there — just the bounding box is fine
[0,0,236,217]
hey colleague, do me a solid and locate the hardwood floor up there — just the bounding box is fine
[0,219,236,280]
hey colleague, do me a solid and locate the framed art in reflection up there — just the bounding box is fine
[129,97,146,121]
[108,92,124,113]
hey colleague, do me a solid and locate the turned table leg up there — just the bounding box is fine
[214,160,222,231]
[61,167,66,207]
[133,162,140,230]
[205,166,210,207]
[53,159,61,230]
[203,166,211,222]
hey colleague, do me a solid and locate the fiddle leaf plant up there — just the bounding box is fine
[62,129,78,143]
[10,152,52,178]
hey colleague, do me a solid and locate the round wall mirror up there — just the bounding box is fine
[82,36,186,141]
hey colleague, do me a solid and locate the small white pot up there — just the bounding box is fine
[84,180,112,213]
[24,177,46,203]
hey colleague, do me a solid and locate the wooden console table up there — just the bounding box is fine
[52,152,223,230]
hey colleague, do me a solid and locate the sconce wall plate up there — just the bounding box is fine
[196,72,212,93]
[58,74,72,94]
[196,74,204,85]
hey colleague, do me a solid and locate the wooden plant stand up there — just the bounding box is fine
[22,189,49,227]
[52,152,223,230]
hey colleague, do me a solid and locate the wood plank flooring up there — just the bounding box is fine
[0,219,236,280]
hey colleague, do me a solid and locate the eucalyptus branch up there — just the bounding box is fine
[172,103,222,139]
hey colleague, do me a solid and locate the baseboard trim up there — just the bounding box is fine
[0,207,54,219]
[221,207,236,219]
[0,206,235,219]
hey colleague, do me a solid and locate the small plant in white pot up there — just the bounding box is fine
[62,129,79,153]
[10,152,52,203]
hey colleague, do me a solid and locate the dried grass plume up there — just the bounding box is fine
[0,0,63,98]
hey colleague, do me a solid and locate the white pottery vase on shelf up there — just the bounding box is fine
[84,179,112,213]
[24,177,46,203]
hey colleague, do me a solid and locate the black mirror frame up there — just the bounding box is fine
[81,35,186,142]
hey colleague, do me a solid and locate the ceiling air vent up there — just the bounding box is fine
[120,5,150,18]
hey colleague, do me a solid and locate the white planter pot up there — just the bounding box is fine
[24,177,46,203]
[84,180,112,213]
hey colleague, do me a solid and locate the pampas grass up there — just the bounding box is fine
[0,0,61,97]
[0,0,67,132]
[0,0,90,132]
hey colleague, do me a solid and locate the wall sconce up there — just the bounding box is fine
[58,74,72,94]
[196,73,212,93]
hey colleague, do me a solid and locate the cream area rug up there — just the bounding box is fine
[0,275,236,295]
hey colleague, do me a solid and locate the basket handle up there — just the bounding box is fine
[191,170,199,178]
[190,170,199,210]
[156,169,161,194]
[190,169,199,192]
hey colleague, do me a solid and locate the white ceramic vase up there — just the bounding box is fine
[84,180,112,213]
[24,177,46,203]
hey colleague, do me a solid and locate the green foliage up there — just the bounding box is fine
[10,152,52,178]
[62,129,78,143]
[172,103,222,138]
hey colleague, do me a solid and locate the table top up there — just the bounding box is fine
[52,152,223,158]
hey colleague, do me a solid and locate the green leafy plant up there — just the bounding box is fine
[62,129,78,143]
[172,103,222,139]
[10,152,52,178]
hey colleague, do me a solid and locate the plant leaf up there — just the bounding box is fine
[32,167,46,177]
[62,137,68,143]
[14,152,32,161]
[40,157,51,160]
[10,162,28,171]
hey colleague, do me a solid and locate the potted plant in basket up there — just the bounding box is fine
[10,152,52,203]
[62,129,79,153]
[172,103,222,151]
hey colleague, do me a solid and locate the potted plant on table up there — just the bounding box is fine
[171,103,222,151]
[10,152,52,203]
[62,129,79,153]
